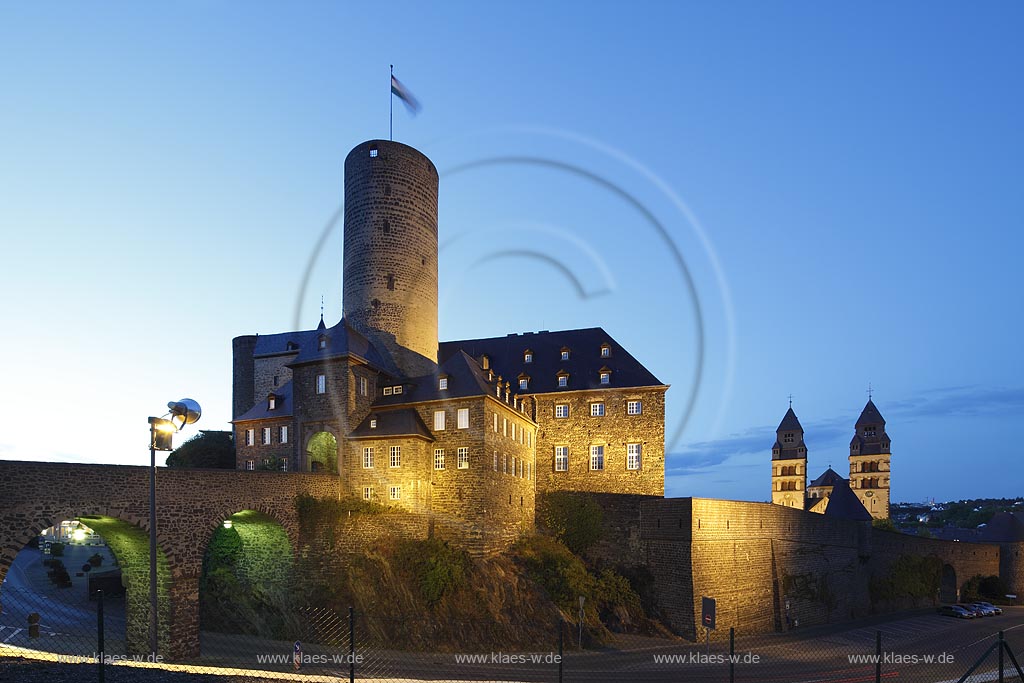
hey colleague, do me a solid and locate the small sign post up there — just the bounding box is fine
[293,641,302,671]
[701,596,716,654]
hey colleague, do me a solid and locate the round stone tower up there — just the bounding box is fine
[343,140,439,378]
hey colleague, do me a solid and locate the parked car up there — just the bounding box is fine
[971,601,1002,615]
[957,604,986,618]
[967,603,998,617]
[939,605,974,619]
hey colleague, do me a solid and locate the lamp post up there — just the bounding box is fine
[147,398,201,658]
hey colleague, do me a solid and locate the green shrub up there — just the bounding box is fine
[961,575,1009,602]
[537,492,604,554]
[394,539,470,605]
[872,518,896,532]
[870,555,942,603]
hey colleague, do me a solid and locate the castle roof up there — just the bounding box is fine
[808,467,846,488]
[439,327,664,394]
[822,480,873,522]
[249,318,387,369]
[978,511,1024,543]
[233,381,293,422]
[777,407,803,433]
[373,350,505,407]
[349,407,434,441]
[856,399,886,427]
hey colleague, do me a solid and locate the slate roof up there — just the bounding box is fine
[373,350,498,407]
[234,381,293,422]
[251,317,388,369]
[777,407,803,433]
[809,467,846,488]
[349,408,434,441]
[856,399,886,427]
[977,512,1024,543]
[822,480,873,522]
[438,328,664,394]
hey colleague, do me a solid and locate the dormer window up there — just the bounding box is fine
[558,374,568,388]
[599,367,612,385]
[369,145,378,158]
[383,387,393,396]
[481,355,490,370]
[524,350,533,364]
[268,396,277,411]
[286,341,298,351]
[560,347,570,361]
[600,344,611,358]
[519,375,529,391]
[393,385,403,395]
[370,418,377,429]
[318,335,327,350]
[439,376,448,391]
[783,432,794,444]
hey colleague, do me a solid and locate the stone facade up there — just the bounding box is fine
[533,387,666,497]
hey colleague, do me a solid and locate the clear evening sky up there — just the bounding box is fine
[1,3,1021,503]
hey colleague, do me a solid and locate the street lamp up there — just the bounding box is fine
[147,398,201,658]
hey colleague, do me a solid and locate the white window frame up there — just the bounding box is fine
[434,410,446,431]
[383,386,393,396]
[503,418,508,437]
[558,375,568,388]
[268,396,276,410]
[316,374,326,394]
[601,345,610,358]
[370,418,377,429]
[362,447,374,469]
[457,447,469,469]
[503,454,508,474]
[512,456,517,476]
[245,429,255,446]
[590,402,605,417]
[390,445,401,468]
[627,443,642,470]
[262,427,271,445]
[359,376,368,396]
[363,486,373,501]
[279,458,289,472]
[600,372,611,385]
[511,423,517,440]
[555,404,569,418]
[590,445,605,470]
[439,377,448,390]
[493,413,498,432]
[561,350,570,361]
[493,451,498,471]
[519,378,529,390]
[524,351,533,363]
[245,459,255,471]
[393,385,403,395]
[627,400,642,415]
[389,486,401,500]
[555,446,568,472]
[457,408,469,429]
[434,448,445,470]
[280,425,289,444]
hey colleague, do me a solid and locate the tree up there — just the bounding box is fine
[538,491,604,554]
[166,430,235,469]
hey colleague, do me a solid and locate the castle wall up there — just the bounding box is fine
[1001,542,1024,597]
[231,335,257,419]
[253,353,295,408]
[533,386,665,497]
[344,436,431,512]
[234,416,296,470]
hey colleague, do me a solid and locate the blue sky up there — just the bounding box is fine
[1,2,1021,503]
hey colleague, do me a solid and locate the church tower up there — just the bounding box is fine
[771,405,808,508]
[848,398,891,520]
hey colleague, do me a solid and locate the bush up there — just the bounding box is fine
[537,492,604,554]
[394,539,471,605]
[961,575,1009,602]
[872,518,896,532]
[870,555,942,604]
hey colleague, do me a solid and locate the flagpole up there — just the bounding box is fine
[390,64,394,141]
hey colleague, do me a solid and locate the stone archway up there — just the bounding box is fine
[306,431,339,473]
[199,509,296,641]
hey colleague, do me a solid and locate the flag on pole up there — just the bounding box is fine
[391,74,421,115]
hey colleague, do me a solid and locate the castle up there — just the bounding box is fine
[231,140,667,548]
[770,400,892,520]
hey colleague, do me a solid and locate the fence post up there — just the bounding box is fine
[999,631,1005,683]
[729,627,735,683]
[558,618,564,683]
[97,590,105,683]
[349,607,355,683]
[875,630,881,683]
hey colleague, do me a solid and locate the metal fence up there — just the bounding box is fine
[1,584,1022,682]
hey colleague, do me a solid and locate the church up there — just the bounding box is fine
[229,139,667,547]
[771,399,892,520]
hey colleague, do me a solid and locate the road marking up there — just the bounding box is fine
[2,628,22,643]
